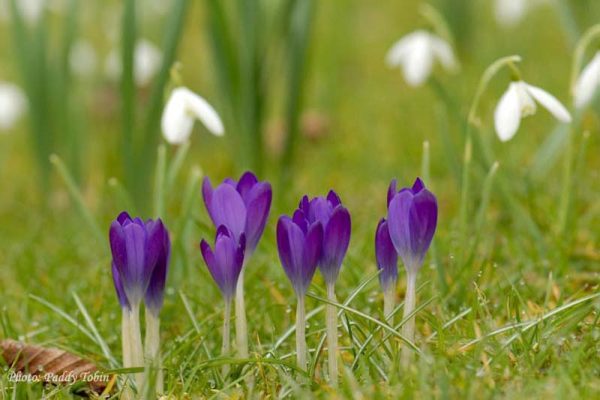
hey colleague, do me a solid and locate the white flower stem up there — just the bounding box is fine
[295,295,307,369]
[235,268,249,358]
[383,286,395,323]
[326,283,338,387]
[144,309,162,395]
[222,299,232,377]
[121,309,133,400]
[401,272,418,369]
[129,303,144,392]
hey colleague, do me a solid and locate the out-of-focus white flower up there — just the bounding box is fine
[0,0,45,24]
[386,30,457,87]
[574,52,600,110]
[69,40,98,79]
[495,0,528,27]
[494,80,571,141]
[0,82,27,131]
[105,39,162,86]
[161,87,224,144]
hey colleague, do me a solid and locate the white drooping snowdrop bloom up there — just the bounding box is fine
[105,39,162,86]
[0,82,27,132]
[69,40,98,79]
[386,30,457,87]
[494,81,571,142]
[574,52,600,110]
[161,87,224,145]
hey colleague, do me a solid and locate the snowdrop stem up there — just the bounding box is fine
[222,299,232,377]
[419,3,453,44]
[153,144,167,218]
[401,272,418,369]
[326,283,338,387]
[557,128,574,235]
[128,303,144,391]
[235,268,249,358]
[571,24,600,93]
[458,135,472,261]
[467,55,522,125]
[295,296,307,369]
[144,309,163,395]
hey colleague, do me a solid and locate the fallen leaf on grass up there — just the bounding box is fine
[0,339,110,397]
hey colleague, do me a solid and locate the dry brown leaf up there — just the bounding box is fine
[0,339,110,397]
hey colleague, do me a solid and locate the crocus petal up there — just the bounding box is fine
[109,221,128,279]
[304,222,323,277]
[236,171,259,202]
[387,179,397,208]
[122,221,150,303]
[375,219,398,291]
[182,88,225,136]
[320,206,351,285]
[244,182,272,253]
[494,83,522,142]
[402,34,433,87]
[411,177,425,193]
[292,209,308,234]
[525,83,572,123]
[388,190,416,268]
[277,217,307,295]
[574,53,600,109]
[408,189,438,268]
[213,232,241,298]
[145,221,171,314]
[112,262,130,310]
[207,184,247,240]
[327,190,341,208]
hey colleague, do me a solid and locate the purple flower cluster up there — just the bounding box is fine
[109,211,171,315]
[376,178,438,289]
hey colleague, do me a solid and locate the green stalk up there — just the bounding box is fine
[153,144,167,218]
[458,135,472,263]
[121,0,137,202]
[326,283,338,387]
[281,0,314,183]
[557,128,574,235]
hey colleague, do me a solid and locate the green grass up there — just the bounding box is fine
[1,0,600,399]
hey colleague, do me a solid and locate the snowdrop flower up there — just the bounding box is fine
[574,52,600,110]
[0,82,27,131]
[386,30,457,87]
[494,81,571,142]
[494,0,528,27]
[161,87,224,144]
[69,40,98,79]
[105,39,162,86]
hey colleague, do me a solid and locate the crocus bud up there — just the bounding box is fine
[387,178,438,273]
[375,218,398,292]
[299,191,351,285]
[109,212,170,308]
[200,226,246,300]
[277,210,323,296]
[161,86,224,144]
[202,171,272,256]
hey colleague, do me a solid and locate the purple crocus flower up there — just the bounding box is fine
[202,171,272,256]
[387,178,438,272]
[109,212,170,309]
[200,226,246,300]
[276,210,323,296]
[299,191,351,285]
[375,218,398,291]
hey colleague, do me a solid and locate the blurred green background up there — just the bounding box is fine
[0,0,599,397]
